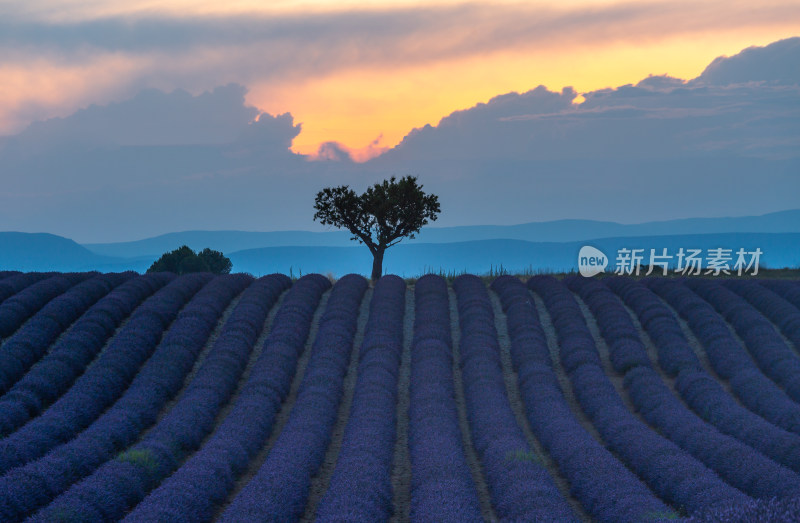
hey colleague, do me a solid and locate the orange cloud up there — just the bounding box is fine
[0,55,148,135]
[309,134,389,162]
[1,0,798,156]
[246,26,800,156]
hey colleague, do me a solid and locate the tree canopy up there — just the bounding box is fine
[313,175,440,281]
[147,245,232,275]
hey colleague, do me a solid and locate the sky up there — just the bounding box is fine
[0,1,798,242]
[2,0,799,157]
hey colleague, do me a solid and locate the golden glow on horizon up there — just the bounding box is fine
[248,27,800,159]
[2,1,799,160]
[18,0,637,20]
[0,56,146,133]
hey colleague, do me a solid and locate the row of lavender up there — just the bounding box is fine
[531,275,742,518]
[314,275,406,520]
[613,277,800,520]
[492,275,673,521]
[125,273,329,521]
[1,270,800,521]
[0,273,208,475]
[650,279,800,437]
[0,273,252,520]
[0,271,380,522]
[218,274,367,521]
[453,275,576,520]
[407,275,484,521]
[32,274,291,521]
[0,273,173,437]
[569,276,800,503]
[404,274,800,521]
[608,278,800,475]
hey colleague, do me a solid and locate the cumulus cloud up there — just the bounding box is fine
[381,39,800,164]
[233,111,302,155]
[2,0,798,139]
[695,37,800,85]
[0,84,314,241]
[314,142,353,162]
[311,134,388,162]
[13,84,259,148]
[635,75,687,91]
[364,38,800,225]
[0,38,798,241]
[375,86,578,162]
[2,1,798,85]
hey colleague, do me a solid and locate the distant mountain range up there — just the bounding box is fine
[1,209,799,275]
[228,233,800,277]
[0,233,149,273]
[83,209,800,259]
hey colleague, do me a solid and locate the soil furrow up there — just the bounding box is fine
[199,285,290,442]
[529,291,607,445]
[572,293,649,424]
[448,286,497,522]
[214,288,332,515]
[144,289,245,434]
[650,292,743,403]
[301,287,373,521]
[488,289,592,523]
[389,285,413,523]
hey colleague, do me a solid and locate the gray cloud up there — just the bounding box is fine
[0,38,798,242]
[2,1,799,77]
[3,1,797,139]
[364,39,800,225]
[379,76,799,166]
[386,38,800,163]
[314,142,354,162]
[14,84,259,147]
[695,37,800,85]
[0,85,306,214]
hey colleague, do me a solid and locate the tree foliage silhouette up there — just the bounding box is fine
[313,175,440,281]
[147,245,232,275]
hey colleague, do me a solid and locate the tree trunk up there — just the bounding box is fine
[371,248,385,282]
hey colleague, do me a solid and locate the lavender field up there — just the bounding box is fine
[1,270,800,522]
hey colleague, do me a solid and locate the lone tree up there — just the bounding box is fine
[147,245,232,275]
[314,175,440,281]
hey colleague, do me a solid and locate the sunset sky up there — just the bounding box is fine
[3,0,799,159]
[1,0,798,243]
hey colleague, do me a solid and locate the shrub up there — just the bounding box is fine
[147,246,232,275]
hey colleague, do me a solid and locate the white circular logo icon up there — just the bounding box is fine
[578,246,608,277]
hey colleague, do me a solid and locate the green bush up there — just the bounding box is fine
[198,247,233,274]
[147,245,232,275]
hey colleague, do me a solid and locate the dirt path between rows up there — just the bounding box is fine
[488,289,591,522]
[301,287,373,521]
[529,291,607,446]
[572,294,651,427]
[146,288,245,433]
[652,291,749,408]
[214,287,331,517]
[201,286,291,449]
[389,285,413,523]
[448,286,497,522]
